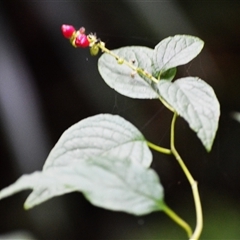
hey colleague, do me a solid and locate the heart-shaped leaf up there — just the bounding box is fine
[44,114,152,170]
[157,77,220,151]
[35,113,152,208]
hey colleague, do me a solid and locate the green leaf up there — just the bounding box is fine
[157,77,220,151]
[158,67,177,81]
[43,114,152,170]
[98,46,159,99]
[0,157,165,215]
[153,35,204,73]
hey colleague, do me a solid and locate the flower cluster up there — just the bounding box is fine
[61,24,90,48]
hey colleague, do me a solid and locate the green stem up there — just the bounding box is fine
[88,34,159,83]
[98,43,159,83]
[159,96,175,113]
[170,112,203,240]
[147,141,171,155]
[162,203,192,238]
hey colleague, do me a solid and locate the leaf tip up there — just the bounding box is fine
[23,202,32,210]
[205,145,212,153]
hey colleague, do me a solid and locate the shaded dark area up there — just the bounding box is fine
[0,1,240,239]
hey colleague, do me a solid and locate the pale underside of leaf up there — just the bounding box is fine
[158,77,220,151]
[98,46,159,99]
[24,114,153,208]
[153,35,204,73]
[43,114,152,170]
[79,157,164,215]
[0,157,164,215]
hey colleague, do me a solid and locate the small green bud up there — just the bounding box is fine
[117,58,124,64]
[90,45,99,56]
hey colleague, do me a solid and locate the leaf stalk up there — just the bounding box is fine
[162,203,192,238]
[170,112,203,240]
[147,141,171,155]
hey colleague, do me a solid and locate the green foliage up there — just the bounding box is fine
[157,67,177,81]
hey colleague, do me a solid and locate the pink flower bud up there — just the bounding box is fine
[79,27,86,34]
[61,24,76,39]
[75,34,90,48]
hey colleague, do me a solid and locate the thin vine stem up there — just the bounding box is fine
[147,139,193,238]
[96,41,159,83]
[162,203,192,238]
[170,112,203,240]
[158,96,175,113]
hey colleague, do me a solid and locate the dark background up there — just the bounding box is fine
[0,1,240,239]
